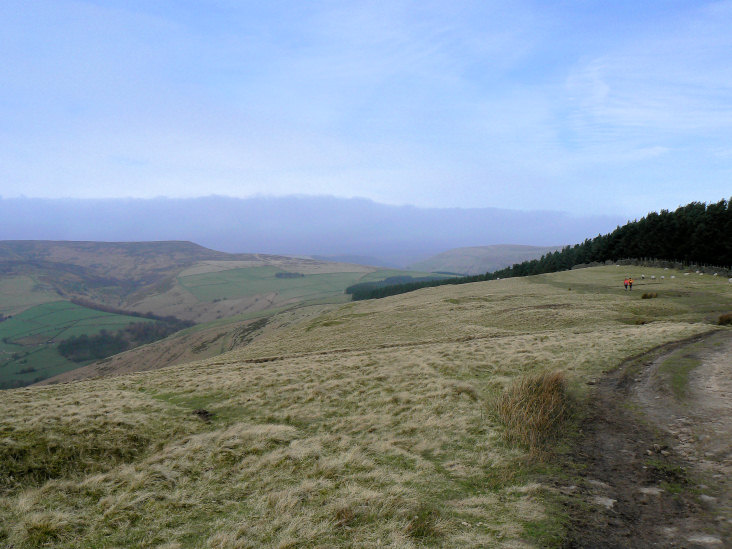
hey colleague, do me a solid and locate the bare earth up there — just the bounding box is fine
[565,330,732,548]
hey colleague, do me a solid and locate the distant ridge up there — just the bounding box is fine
[408,245,562,275]
[0,240,261,296]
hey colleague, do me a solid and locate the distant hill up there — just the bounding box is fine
[408,245,562,275]
[311,254,395,268]
[0,240,263,312]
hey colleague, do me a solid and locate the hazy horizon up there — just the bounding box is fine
[0,194,626,267]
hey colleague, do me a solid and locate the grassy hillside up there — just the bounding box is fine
[0,301,155,389]
[1,266,730,547]
[1,241,450,385]
[408,245,561,275]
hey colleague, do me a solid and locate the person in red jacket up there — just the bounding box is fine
[624,277,629,290]
[629,277,633,290]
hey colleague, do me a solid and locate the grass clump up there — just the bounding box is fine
[404,502,444,541]
[718,312,732,325]
[641,292,658,299]
[494,370,573,455]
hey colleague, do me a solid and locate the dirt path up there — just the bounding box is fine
[563,330,731,548]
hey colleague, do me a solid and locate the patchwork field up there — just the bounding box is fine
[178,266,367,303]
[127,260,449,324]
[1,266,729,547]
[0,301,154,388]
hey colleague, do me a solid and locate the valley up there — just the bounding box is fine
[0,241,449,388]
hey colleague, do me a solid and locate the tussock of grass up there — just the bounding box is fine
[494,371,573,454]
[718,312,732,325]
[641,292,658,299]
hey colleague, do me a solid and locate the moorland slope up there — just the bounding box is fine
[2,265,730,547]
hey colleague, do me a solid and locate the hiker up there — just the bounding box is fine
[624,277,629,290]
[629,277,633,290]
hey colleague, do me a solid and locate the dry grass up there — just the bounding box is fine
[494,371,573,455]
[1,266,730,548]
[718,312,732,325]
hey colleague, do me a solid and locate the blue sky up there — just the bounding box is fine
[1,0,730,217]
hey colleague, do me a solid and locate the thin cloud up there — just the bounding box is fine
[0,1,730,218]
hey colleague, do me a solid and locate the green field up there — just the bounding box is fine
[177,266,445,304]
[0,301,153,388]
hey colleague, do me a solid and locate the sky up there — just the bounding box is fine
[1,0,731,218]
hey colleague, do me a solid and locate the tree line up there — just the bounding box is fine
[345,275,453,300]
[69,297,195,326]
[349,199,731,301]
[57,320,191,363]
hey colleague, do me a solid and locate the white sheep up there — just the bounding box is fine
[651,275,656,280]
[671,275,676,279]
[661,276,665,280]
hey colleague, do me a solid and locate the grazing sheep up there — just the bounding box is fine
[651,275,656,280]
[685,273,690,276]
[671,275,676,279]
[661,276,665,280]
[641,274,645,279]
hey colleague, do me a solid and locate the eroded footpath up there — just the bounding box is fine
[563,330,732,548]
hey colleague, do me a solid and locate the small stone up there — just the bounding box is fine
[461,521,469,526]
[593,496,616,509]
[700,494,717,504]
[687,534,722,545]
